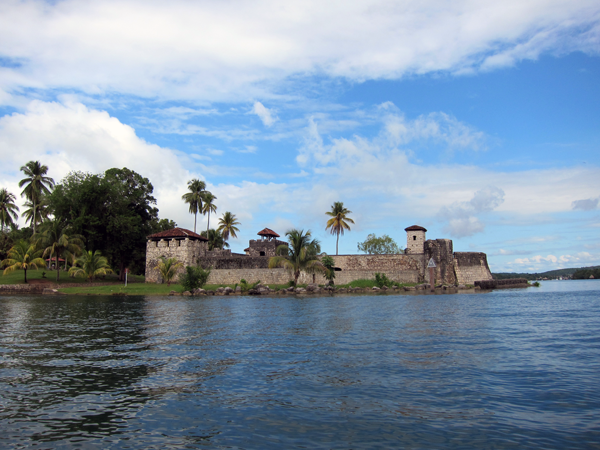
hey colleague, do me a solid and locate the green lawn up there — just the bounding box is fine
[0,268,145,285]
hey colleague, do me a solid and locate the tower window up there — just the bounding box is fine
[413,236,417,240]
[260,251,266,256]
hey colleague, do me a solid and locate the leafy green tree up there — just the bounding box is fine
[38,218,85,282]
[357,233,403,254]
[201,191,217,233]
[321,254,336,285]
[217,211,240,241]
[48,168,159,279]
[69,250,113,282]
[1,239,46,283]
[150,218,177,234]
[182,179,206,233]
[155,256,183,286]
[19,161,55,235]
[268,229,326,286]
[0,188,19,235]
[178,265,211,291]
[325,201,354,255]
[201,229,229,251]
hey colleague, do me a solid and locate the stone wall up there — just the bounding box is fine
[424,239,457,285]
[246,239,287,257]
[145,238,208,283]
[454,252,493,285]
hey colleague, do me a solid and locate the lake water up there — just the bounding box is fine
[1,281,599,449]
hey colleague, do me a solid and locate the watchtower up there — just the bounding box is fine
[405,225,427,254]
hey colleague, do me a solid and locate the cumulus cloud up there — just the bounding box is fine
[437,186,505,238]
[572,197,599,210]
[251,102,277,127]
[0,0,598,101]
[511,252,598,268]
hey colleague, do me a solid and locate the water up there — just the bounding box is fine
[1,281,599,449]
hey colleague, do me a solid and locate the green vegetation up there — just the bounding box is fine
[0,268,144,285]
[201,229,229,251]
[325,201,354,255]
[181,178,207,234]
[321,254,336,285]
[493,267,594,280]
[37,218,84,282]
[374,272,394,287]
[19,160,55,235]
[201,191,218,234]
[268,229,326,286]
[155,257,183,286]
[1,240,46,283]
[178,266,211,291]
[217,212,241,242]
[0,188,19,234]
[357,233,403,254]
[69,250,113,282]
[239,278,261,293]
[572,266,600,280]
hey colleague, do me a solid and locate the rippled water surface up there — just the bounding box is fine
[1,281,599,449]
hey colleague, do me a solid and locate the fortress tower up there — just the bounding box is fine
[405,225,427,254]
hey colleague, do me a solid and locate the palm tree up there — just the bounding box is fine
[181,179,206,233]
[22,196,51,229]
[325,201,355,255]
[38,219,84,282]
[0,188,19,235]
[19,161,55,235]
[217,212,240,242]
[201,229,230,251]
[268,229,326,286]
[69,250,113,282]
[1,239,46,283]
[154,256,183,286]
[201,192,217,233]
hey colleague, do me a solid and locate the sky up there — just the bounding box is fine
[0,0,599,273]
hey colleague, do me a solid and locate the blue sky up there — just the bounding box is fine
[0,0,599,273]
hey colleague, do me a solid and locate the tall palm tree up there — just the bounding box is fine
[217,212,241,242]
[0,188,19,235]
[201,229,230,251]
[19,161,55,235]
[201,192,217,233]
[38,219,85,282]
[22,195,51,230]
[1,239,46,283]
[325,201,355,255]
[69,250,113,282]
[181,179,206,233]
[154,256,183,286]
[268,229,326,286]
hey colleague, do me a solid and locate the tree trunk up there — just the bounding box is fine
[294,271,299,286]
[56,254,60,282]
[194,212,197,234]
[24,268,27,284]
[33,199,36,236]
[207,211,210,233]
[336,232,339,255]
[119,262,125,281]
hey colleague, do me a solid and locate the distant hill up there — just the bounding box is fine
[492,266,597,281]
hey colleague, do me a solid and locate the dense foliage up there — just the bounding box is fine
[179,265,211,291]
[357,233,402,254]
[572,267,600,279]
[48,168,163,278]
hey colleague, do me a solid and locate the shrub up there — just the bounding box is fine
[179,266,211,292]
[375,272,394,288]
[240,278,261,293]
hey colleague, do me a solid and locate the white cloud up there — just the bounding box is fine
[251,102,277,127]
[0,0,598,102]
[437,186,505,237]
[511,252,599,269]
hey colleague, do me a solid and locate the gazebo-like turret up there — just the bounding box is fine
[257,228,280,241]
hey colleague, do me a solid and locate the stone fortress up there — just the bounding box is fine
[145,224,493,287]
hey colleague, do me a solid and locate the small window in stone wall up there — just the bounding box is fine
[413,236,417,240]
[166,240,169,247]
[260,251,266,256]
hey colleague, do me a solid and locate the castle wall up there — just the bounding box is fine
[424,239,457,285]
[454,252,493,285]
[145,238,208,283]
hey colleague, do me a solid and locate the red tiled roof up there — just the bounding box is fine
[257,228,280,237]
[147,227,208,240]
[404,225,427,232]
